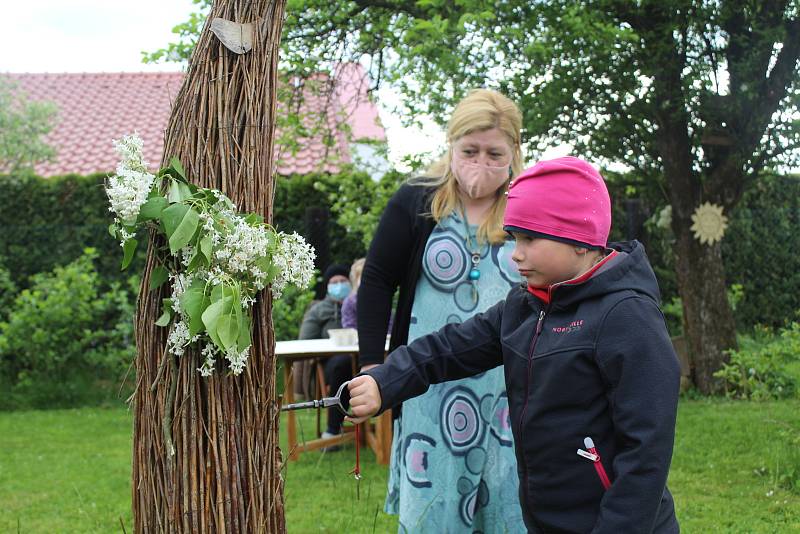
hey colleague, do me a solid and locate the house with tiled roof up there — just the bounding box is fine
[6,63,389,179]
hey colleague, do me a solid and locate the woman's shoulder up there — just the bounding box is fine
[386,181,436,218]
[392,180,436,202]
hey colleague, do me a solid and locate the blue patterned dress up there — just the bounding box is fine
[385,212,526,533]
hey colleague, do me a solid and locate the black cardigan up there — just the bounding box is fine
[357,183,437,367]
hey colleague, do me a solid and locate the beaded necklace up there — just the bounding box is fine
[460,208,482,303]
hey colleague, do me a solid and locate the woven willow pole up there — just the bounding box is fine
[132,1,287,532]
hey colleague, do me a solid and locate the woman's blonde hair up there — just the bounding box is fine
[411,89,523,244]
[350,258,366,289]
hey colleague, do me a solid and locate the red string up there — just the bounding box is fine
[353,424,361,479]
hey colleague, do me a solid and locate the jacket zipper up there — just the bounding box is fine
[517,308,546,509]
[577,436,612,490]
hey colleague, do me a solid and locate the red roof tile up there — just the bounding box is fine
[6,64,385,177]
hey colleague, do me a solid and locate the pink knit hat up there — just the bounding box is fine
[503,156,611,249]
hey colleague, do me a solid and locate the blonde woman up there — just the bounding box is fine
[341,258,365,328]
[357,89,526,532]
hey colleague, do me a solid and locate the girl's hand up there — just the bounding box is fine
[346,375,382,424]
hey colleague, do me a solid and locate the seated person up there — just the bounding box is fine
[341,258,365,329]
[298,263,353,444]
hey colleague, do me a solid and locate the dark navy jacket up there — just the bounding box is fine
[367,241,681,533]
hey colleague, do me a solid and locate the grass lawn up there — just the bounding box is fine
[1,399,798,533]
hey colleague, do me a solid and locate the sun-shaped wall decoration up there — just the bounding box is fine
[690,202,728,245]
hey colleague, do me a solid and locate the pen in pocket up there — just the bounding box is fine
[577,436,611,490]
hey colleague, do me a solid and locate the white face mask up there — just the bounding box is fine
[450,153,511,200]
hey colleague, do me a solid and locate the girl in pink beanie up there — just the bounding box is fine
[349,156,681,533]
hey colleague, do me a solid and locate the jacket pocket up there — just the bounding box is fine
[576,436,611,490]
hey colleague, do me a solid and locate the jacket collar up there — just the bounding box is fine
[526,250,619,305]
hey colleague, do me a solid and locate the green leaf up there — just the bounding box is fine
[149,265,169,290]
[217,313,239,350]
[170,157,187,180]
[210,283,230,303]
[199,234,213,261]
[186,247,205,272]
[155,299,174,327]
[167,180,193,203]
[121,238,138,270]
[202,295,234,349]
[138,195,168,221]
[161,204,200,254]
[181,279,210,336]
[108,223,117,238]
[237,313,252,351]
[255,257,280,284]
[202,299,224,348]
[243,213,264,225]
[162,203,188,237]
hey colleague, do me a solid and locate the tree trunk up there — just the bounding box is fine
[672,222,738,394]
[131,1,288,532]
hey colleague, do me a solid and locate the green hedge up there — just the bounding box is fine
[722,174,800,328]
[0,170,371,293]
[2,168,796,335]
[605,172,800,330]
[0,173,141,289]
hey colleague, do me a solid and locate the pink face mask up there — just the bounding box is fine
[450,154,511,200]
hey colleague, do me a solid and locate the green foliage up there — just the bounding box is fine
[0,78,58,174]
[107,144,316,376]
[140,0,209,64]
[312,169,406,249]
[273,170,381,264]
[0,249,135,409]
[0,169,375,290]
[0,172,144,291]
[271,283,316,342]
[722,174,800,328]
[714,323,800,401]
[661,297,684,338]
[611,171,800,330]
[0,256,17,324]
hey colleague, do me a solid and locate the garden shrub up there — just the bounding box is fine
[0,172,145,290]
[272,282,316,342]
[0,249,135,409]
[713,322,800,400]
[604,171,800,330]
[273,170,374,266]
[0,256,16,323]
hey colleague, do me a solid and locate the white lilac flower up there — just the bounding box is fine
[214,216,271,281]
[214,194,236,211]
[200,213,223,246]
[106,134,155,225]
[205,267,227,287]
[181,245,195,267]
[169,273,192,316]
[112,134,147,171]
[225,345,251,375]
[168,320,192,356]
[271,232,316,298]
[197,344,217,377]
[106,167,156,225]
[117,225,134,245]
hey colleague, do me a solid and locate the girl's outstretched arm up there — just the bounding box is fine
[355,299,505,415]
